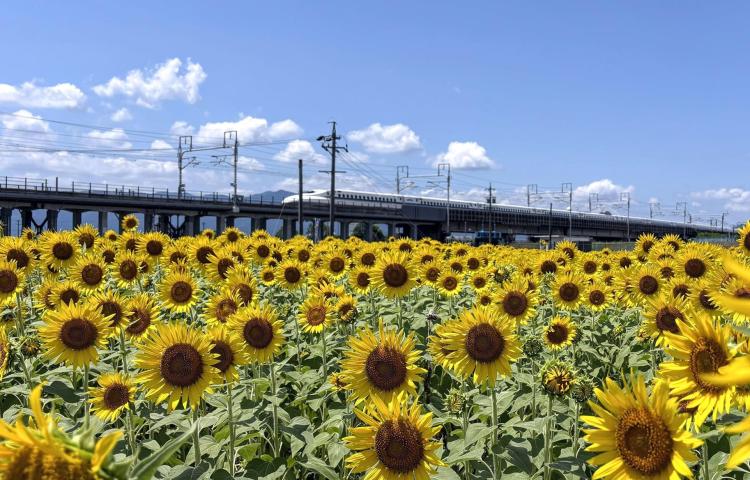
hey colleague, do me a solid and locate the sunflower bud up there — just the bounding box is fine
[425,311,440,324]
[446,388,466,415]
[540,360,576,397]
[571,376,595,404]
[522,337,544,358]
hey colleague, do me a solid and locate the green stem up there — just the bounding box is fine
[118,329,129,372]
[83,364,90,429]
[491,386,499,480]
[125,405,136,455]
[462,381,471,480]
[270,362,280,457]
[572,402,580,457]
[543,396,554,480]
[396,296,403,330]
[192,408,202,465]
[531,360,537,418]
[293,309,302,368]
[702,435,710,480]
[321,331,328,422]
[227,383,236,476]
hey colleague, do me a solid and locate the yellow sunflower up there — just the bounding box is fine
[124,293,160,340]
[349,266,373,294]
[275,259,307,291]
[371,251,416,299]
[49,280,83,308]
[298,295,334,334]
[159,270,199,314]
[551,270,586,310]
[111,250,144,288]
[88,290,131,333]
[40,231,79,270]
[627,264,664,305]
[207,325,249,383]
[89,372,137,422]
[224,266,258,306]
[737,220,750,258]
[120,213,139,231]
[189,236,217,269]
[711,277,750,325]
[204,289,241,325]
[69,253,107,292]
[340,320,425,403]
[74,223,99,250]
[227,303,286,363]
[136,322,220,410]
[137,231,169,262]
[543,315,577,351]
[642,293,692,346]
[0,236,34,273]
[660,313,734,428]
[433,306,520,386]
[635,233,658,257]
[344,393,444,480]
[584,280,612,312]
[0,385,123,479]
[495,274,537,324]
[581,374,701,479]
[206,246,238,282]
[335,294,358,324]
[0,259,24,305]
[436,270,462,297]
[40,300,112,368]
[418,260,443,287]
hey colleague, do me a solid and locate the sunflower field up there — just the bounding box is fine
[2,217,750,480]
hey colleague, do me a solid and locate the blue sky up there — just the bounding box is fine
[1,1,748,226]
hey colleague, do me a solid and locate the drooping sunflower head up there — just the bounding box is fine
[434,306,521,386]
[543,315,577,351]
[227,303,285,363]
[40,300,112,368]
[207,325,249,383]
[372,251,416,299]
[581,374,701,479]
[90,372,136,422]
[159,270,198,314]
[660,313,733,428]
[340,320,425,403]
[335,294,358,324]
[539,359,576,396]
[136,322,220,410]
[120,213,139,231]
[344,394,444,480]
[298,295,333,334]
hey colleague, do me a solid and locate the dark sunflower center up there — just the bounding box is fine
[660,267,674,279]
[146,240,163,255]
[699,290,717,310]
[60,318,97,350]
[559,283,579,302]
[216,258,234,279]
[502,292,528,317]
[399,243,412,252]
[356,272,371,288]
[0,270,18,293]
[655,307,683,334]
[284,267,302,284]
[642,240,654,252]
[339,303,353,318]
[365,346,408,391]
[170,252,186,264]
[672,284,689,299]
[383,264,408,288]
[425,267,440,283]
[736,287,750,299]
[465,323,505,363]
[102,249,116,264]
[451,262,463,273]
[374,419,425,473]
[119,260,138,280]
[160,343,204,387]
[329,257,346,273]
[227,231,239,242]
[361,252,376,266]
[546,324,569,345]
[78,233,95,249]
[243,318,273,348]
[306,306,327,326]
[442,276,458,291]
[126,309,151,335]
[563,247,575,259]
[744,233,750,251]
[620,257,632,268]
[262,271,274,282]
[584,261,597,274]
[235,284,254,305]
[540,260,557,274]
[616,408,673,475]
[684,258,706,279]
[7,249,29,269]
[298,249,311,262]
[125,218,137,229]
[59,288,80,305]
[52,242,74,260]
[690,338,728,393]
[467,258,480,270]
[589,290,606,306]
[420,254,434,265]
[100,301,123,327]
[211,340,235,373]
[473,277,486,289]
[103,383,130,410]
[668,241,680,251]
[170,281,193,303]
[639,275,658,295]
[197,246,214,264]
[125,239,137,251]
[215,299,238,323]
[256,245,271,259]
[81,264,103,285]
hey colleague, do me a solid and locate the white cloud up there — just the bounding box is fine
[1,109,50,132]
[195,115,303,144]
[150,139,172,150]
[170,120,194,136]
[692,188,750,212]
[110,107,132,122]
[0,81,86,109]
[86,128,132,149]
[273,140,327,164]
[275,171,379,192]
[433,141,494,169]
[93,58,207,108]
[348,123,421,154]
[573,179,634,201]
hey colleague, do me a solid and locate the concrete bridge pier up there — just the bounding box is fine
[0,208,11,234]
[282,218,294,239]
[216,215,227,234]
[184,215,200,236]
[46,210,58,231]
[71,210,83,229]
[340,221,350,239]
[144,213,154,232]
[98,211,108,234]
[20,209,32,231]
[253,217,267,232]
[226,217,235,228]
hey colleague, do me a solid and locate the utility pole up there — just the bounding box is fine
[298,159,303,237]
[438,163,451,236]
[649,201,660,219]
[675,202,687,238]
[527,184,537,207]
[620,192,631,241]
[721,212,727,238]
[177,135,195,199]
[396,166,410,194]
[589,193,598,212]
[224,131,239,213]
[486,183,495,243]
[318,122,347,237]
[562,183,573,238]
[548,202,553,247]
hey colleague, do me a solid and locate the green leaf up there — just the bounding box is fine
[432,466,462,479]
[300,457,339,480]
[210,469,234,480]
[44,380,79,403]
[505,440,534,474]
[131,423,197,480]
